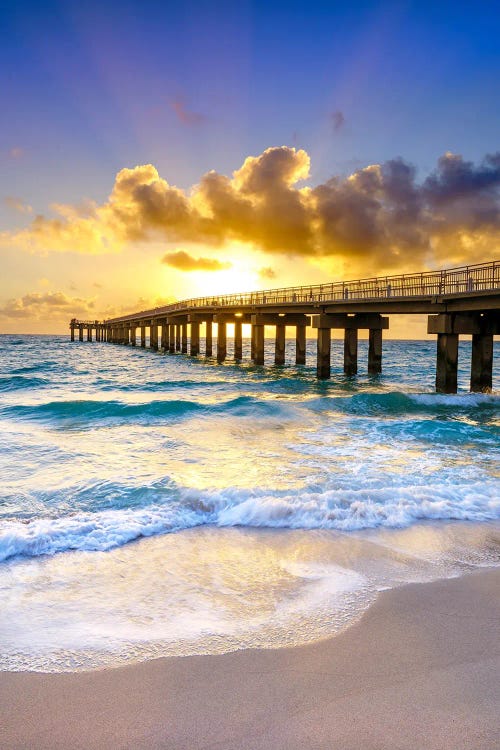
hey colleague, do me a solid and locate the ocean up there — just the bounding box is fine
[0,334,499,672]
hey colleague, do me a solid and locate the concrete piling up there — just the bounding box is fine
[234,319,243,360]
[205,321,213,357]
[296,325,306,365]
[343,327,358,375]
[190,321,200,356]
[275,324,286,366]
[69,261,498,391]
[217,321,227,362]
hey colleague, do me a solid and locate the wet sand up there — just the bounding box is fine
[1,568,499,750]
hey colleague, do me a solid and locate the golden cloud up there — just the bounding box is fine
[2,148,499,272]
[0,292,97,320]
[4,196,32,214]
[161,250,232,271]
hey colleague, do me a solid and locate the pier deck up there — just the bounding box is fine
[71,260,500,393]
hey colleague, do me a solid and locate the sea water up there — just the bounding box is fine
[0,334,498,672]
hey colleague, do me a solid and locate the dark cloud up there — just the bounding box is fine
[331,111,345,133]
[170,96,206,126]
[4,196,32,214]
[161,250,232,272]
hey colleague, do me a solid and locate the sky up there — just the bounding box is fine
[1,0,499,334]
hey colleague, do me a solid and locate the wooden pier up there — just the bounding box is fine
[70,260,500,393]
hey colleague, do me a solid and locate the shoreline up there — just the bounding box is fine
[1,567,499,749]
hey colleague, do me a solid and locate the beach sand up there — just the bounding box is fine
[1,568,499,749]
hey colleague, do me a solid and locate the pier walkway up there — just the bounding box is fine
[70,260,500,393]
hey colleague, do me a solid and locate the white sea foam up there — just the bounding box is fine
[1,481,499,563]
[0,335,499,672]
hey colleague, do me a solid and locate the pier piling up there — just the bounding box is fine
[70,260,499,392]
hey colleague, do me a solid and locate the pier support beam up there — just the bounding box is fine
[313,313,388,378]
[317,327,331,379]
[316,328,332,380]
[140,326,146,347]
[70,326,75,342]
[253,324,265,365]
[181,323,188,354]
[296,325,306,365]
[275,324,286,365]
[160,323,168,351]
[344,327,358,375]
[428,312,499,393]
[205,321,213,357]
[234,319,243,360]
[87,327,92,342]
[250,325,255,361]
[129,326,136,346]
[217,321,227,362]
[251,314,309,366]
[190,322,200,356]
[79,326,84,342]
[471,333,493,392]
[150,324,158,351]
[169,324,175,353]
[368,329,383,374]
[436,334,458,393]
[175,325,181,351]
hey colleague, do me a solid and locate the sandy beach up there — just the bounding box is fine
[0,568,498,749]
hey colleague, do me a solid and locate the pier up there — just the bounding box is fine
[70,260,500,393]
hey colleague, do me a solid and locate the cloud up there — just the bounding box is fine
[258,266,277,280]
[170,96,206,126]
[0,292,96,320]
[331,110,345,133]
[4,196,32,214]
[161,250,231,271]
[3,147,500,273]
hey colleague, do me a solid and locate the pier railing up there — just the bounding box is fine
[104,260,499,323]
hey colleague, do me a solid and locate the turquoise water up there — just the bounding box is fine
[0,334,499,671]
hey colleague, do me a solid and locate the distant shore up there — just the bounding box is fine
[1,568,499,750]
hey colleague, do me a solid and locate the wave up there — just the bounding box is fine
[1,480,498,563]
[0,395,296,425]
[307,390,499,417]
[0,376,50,392]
